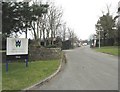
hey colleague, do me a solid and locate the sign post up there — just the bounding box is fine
[25,56,28,67]
[6,38,28,72]
[6,60,8,72]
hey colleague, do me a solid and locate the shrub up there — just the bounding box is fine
[46,44,57,48]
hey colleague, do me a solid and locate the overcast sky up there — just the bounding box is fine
[48,0,119,40]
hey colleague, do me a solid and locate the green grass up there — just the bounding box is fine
[0,50,6,52]
[94,46,120,56]
[2,60,60,90]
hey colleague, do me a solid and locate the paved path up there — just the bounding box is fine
[32,46,118,90]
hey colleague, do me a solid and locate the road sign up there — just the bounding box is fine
[7,38,28,55]
[6,38,29,72]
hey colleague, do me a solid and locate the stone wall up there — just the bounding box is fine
[2,52,6,62]
[28,47,61,61]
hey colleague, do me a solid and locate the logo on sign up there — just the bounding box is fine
[15,40,21,47]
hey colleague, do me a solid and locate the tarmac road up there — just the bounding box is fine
[32,46,118,90]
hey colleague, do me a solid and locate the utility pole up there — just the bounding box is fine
[99,31,100,48]
[118,1,120,26]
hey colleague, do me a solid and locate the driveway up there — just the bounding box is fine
[31,46,118,90]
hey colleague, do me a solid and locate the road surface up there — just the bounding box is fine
[32,46,118,90]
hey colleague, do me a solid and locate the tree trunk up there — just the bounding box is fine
[25,27,27,38]
[51,29,53,45]
[32,22,37,40]
[43,28,46,46]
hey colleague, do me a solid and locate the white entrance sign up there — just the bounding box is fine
[7,38,28,55]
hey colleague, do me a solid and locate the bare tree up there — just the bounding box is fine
[29,1,49,46]
[62,23,67,41]
[47,3,63,45]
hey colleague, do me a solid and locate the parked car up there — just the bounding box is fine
[82,43,87,46]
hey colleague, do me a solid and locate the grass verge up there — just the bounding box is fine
[2,60,60,90]
[0,50,6,52]
[94,46,120,56]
